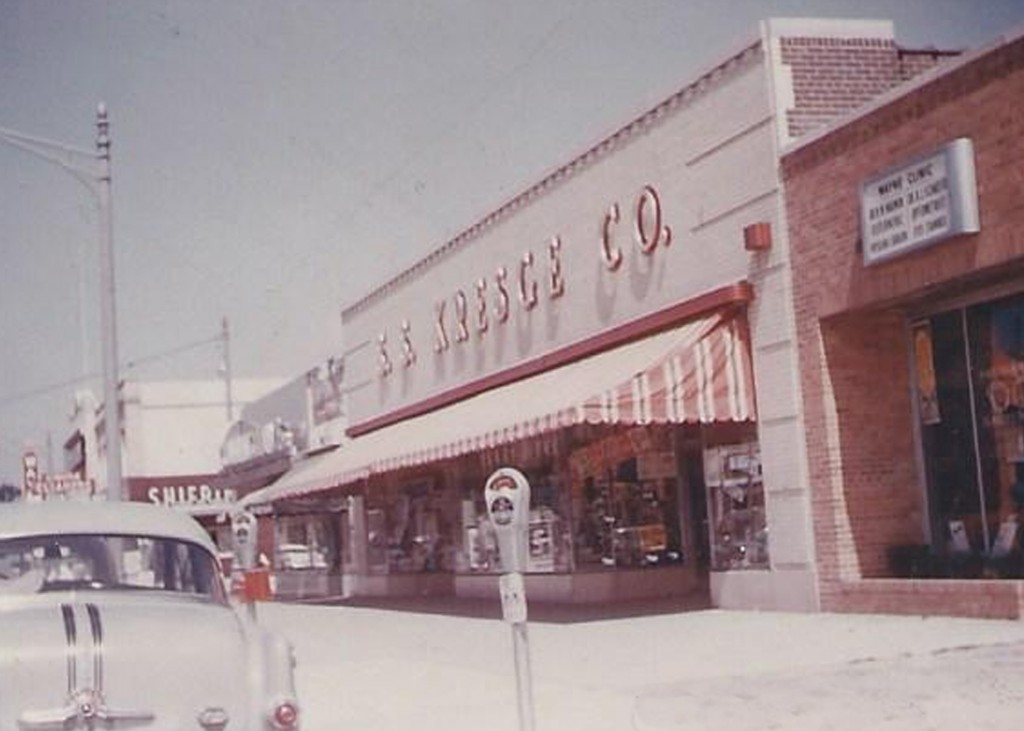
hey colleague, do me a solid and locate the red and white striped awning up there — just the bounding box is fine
[575,313,755,426]
[244,309,756,507]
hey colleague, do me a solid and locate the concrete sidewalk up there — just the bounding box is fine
[257,598,1024,730]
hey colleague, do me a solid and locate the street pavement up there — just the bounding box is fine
[254,596,1024,730]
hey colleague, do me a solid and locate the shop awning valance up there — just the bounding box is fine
[243,309,756,508]
[242,447,360,511]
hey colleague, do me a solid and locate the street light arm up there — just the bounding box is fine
[0,105,124,501]
[0,124,95,157]
[0,126,99,195]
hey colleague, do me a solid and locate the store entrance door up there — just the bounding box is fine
[678,446,711,574]
[686,455,711,573]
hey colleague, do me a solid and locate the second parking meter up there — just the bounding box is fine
[484,467,531,573]
[231,511,258,571]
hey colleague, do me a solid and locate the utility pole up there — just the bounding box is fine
[45,431,54,477]
[96,104,124,500]
[0,105,124,500]
[222,316,234,422]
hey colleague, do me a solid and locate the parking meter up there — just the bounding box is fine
[484,467,531,573]
[484,467,536,731]
[231,511,258,571]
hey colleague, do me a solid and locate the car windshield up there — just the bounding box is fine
[0,533,227,603]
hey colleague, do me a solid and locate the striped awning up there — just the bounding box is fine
[243,309,756,508]
[576,313,754,426]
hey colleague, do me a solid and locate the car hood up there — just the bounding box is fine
[0,592,256,730]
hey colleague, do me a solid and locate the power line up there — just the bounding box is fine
[121,333,223,371]
[0,331,225,410]
[0,372,101,409]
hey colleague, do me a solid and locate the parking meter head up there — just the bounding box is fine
[231,511,258,570]
[484,467,531,572]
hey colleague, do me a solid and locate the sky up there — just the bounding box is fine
[2,0,1024,485]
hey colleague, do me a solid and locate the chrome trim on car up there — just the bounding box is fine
[17,702,78,729]
[18,604,156,730]
[60,604,77,695]
[85,603,103,694]
[197,706,230,730]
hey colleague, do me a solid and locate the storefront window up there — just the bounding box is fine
[441,435,574,575]
[917,312,984,549]
[366,477,454,574]
[570,428,684,570]
[916,292,1024,576]
[969,295,1024,543]
[459,453,573,574]
[704,436,768,571]
[274,515,330,570]
[366,507,388,573]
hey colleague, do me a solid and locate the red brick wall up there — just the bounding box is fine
[785,37,1024,318]
[784,36,1024,617]
[898,48,961,80]
[780,37,958,140]
[836,579,1024,620]
[815,311,923,581]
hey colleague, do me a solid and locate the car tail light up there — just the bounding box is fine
[270,700,299,730]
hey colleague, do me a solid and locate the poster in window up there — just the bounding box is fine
[527,517,555,573]
[913,322,941,425]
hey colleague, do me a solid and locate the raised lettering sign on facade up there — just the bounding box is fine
[860,137,979,266]
[375,184,672,379]
[147,483,238,507]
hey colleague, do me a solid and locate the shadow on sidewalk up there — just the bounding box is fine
[302,592,712,624]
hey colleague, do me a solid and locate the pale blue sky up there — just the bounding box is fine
[2,0,1023,484]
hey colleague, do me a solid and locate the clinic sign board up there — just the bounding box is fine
[860,137,979,266]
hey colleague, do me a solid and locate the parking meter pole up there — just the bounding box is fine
[485,468,537,731]
[512,620,536,731]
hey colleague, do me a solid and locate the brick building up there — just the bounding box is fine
[784,27,1024,618]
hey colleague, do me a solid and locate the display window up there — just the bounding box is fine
[357,423,766,577]
[915,291,1024,576]
[703,430,768,571]
[450,435,573,574]
[569,427,685,570]
[273,514,333,571]
[461,482,572,574]
[365,476,456,574]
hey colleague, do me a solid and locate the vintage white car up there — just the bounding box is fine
[0,500,300,730]
[275,544,328,571]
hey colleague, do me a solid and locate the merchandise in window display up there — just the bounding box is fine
[917,294,1024,577]
[366,480,454,574]
[465,506,568,573]
[366,508,388,572]
[704,441,769,571]
[274,515,331,571]
[573,465,683,569]
[527,507,559,572]
[466,519,498,572]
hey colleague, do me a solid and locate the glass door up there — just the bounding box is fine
[915,291,1024,568]
[966,293,1024,564]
